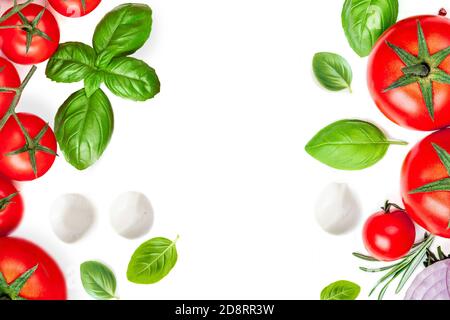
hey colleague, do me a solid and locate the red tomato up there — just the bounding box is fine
[0,4,60,64]
[0,58,20,119]
[0,178,23,237]
[401,128,450,238]
[48,0,101,18]
[0,237,66,300]
[368,15,450,131]
[0,113,57,181]
[363,202,416,261]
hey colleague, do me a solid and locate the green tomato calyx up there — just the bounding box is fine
[0,265,38,300]
[384,20,450,121]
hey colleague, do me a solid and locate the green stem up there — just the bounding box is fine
[402,63,430,77]
[0,24,30,30]
[388,140,408,146]
[0,65,37,130]
[0,0,34,24]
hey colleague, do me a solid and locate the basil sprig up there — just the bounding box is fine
[320,280,360,300]
[342,0,399,57]
[305,120,407,170]
[46,3,160,170]
[127,236,179,284]
[80,261,118,300]
[313,52,352,92]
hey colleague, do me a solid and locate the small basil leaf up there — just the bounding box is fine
[46,42,97,83]
[127,236,178,284]
[320,280,360,300]
[84,72,104,98]
[342,0,399,57]
[55,88,114,170]
[103,57,160,101]
[80,261,117,300]
[305,120,406,170]
[312,52,352,92]
[93,3,152,67]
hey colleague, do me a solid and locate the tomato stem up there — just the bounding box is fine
[0,265,38,300]
[402,63,430,77]
[0,192,18,211]
[0,0,34,25]
[0,65,37,130]
[388,140,408,146]
[381,200,405,213]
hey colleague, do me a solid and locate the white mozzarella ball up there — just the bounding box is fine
[110,192,154,239]
[314,183,360,235]
[50,194,96,243]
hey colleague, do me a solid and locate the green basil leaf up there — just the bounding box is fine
[46,42,97,83]
[312,52,352,92]
[320,280,360,300]
[305,120,406,170]
[342,0,399,57]
[103,57,160,101]
[84,72,104,98]
[55,88,114,170]
[127,236,179,285]
[93,3,152,67]
[80,261,117,300]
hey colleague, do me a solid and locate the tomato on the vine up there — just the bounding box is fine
[363,202,416,261]
[0,58,20,119]
[0,113,57,181]
[0,4,60,64]
[401,128,450,238]
[48,0,102,18]
[368,15,450,131]
[0,178,23,237]
[0,237,66,300]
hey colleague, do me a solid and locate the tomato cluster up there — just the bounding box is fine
[362,12,450,261]
[0,0,101,301]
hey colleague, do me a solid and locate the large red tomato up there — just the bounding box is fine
[363,202,416,262]
[0,58,20,119]
[0,113,57,181]
[0,177,23,237]
[49,0,102,18]
[402,128,450,238]
[368,15,450,131]
[0,4,60,64]
[0,237,66,300]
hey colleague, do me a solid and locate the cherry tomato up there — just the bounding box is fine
[401,128,450,238]
[363,202,416,261]
[0,113,57,181]
[368,15,450,131]
[0,4,60,64]
[0,177,23,237]
[48,0,102,18]
[0,58,20,119]
[0,237,66,300]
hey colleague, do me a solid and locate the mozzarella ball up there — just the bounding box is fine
[314,183,360,235]
[50,194,95,243]
[110,192,154,239]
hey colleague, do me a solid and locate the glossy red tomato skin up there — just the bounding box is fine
[0,178,23,237]
[0,237,67,300]
[363,210,416,261]
[0,4,60,64]
[0,113,57,181]
[48,0,101,18]
[0,58,20,119]
[402,129,450,238]
[368,15,450,131]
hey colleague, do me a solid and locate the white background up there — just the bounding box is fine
[6,0,450,300]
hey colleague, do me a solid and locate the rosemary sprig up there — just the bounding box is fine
[424,246,450,267]
[353,234,434,300]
